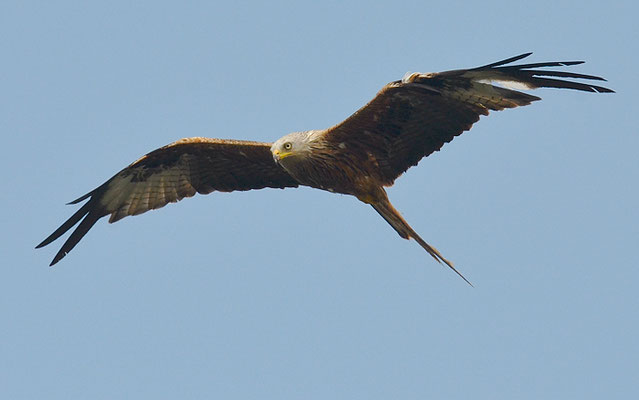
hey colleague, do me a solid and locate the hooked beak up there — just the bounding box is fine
[272,149,292,162]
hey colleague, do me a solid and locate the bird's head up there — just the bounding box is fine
[271,130,321,165]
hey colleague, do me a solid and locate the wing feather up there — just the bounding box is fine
[37,137,298,265]
[322,53,613,184]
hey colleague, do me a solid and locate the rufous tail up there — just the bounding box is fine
[371,200,472,286]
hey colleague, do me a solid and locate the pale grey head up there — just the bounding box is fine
[270,130,323,166]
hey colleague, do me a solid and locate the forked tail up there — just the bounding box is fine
[371,200,472,286]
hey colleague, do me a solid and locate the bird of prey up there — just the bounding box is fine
[37,53,612,284]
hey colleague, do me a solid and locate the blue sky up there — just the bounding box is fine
[2,1,637,399]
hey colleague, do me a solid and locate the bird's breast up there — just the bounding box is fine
[279,151,380,198]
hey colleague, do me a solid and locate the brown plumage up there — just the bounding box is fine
[37,139,298,266]
[37,53,613,284]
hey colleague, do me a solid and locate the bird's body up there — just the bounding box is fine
[37,53,613,284]
[272,131,378,198]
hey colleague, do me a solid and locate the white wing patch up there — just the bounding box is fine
[102,161,197,223]
[476,78,535,90]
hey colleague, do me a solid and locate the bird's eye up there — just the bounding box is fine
[284,142,292,150]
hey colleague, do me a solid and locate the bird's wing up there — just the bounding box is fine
[37,137,298,265]
[321,53,613,185]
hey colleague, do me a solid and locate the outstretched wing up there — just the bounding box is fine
[322,53,613,185]
[37,137,298,265]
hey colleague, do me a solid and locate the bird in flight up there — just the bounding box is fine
[37,53,612,285]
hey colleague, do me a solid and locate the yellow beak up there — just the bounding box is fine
[273,149,293,160]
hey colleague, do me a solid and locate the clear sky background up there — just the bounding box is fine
[2,1,637,399]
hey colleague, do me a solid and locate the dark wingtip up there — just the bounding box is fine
[43,211,101,267]
[474,52,533,69]
[595,86,615,94]
[37,209,86,249]
[67,191,93,205]
[556,60,585,66]
[37,194,105,267]
[49,251,67,266]
[473,53,614,94]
